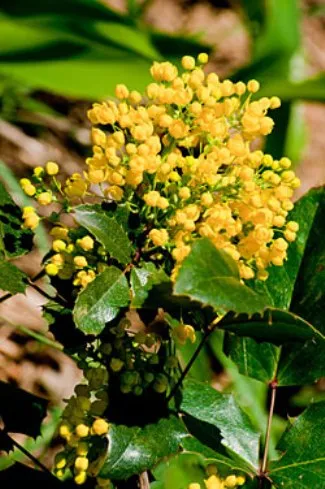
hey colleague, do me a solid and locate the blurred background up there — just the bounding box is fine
[0,0,324,471]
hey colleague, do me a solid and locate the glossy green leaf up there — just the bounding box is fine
[181,436,251,474]
[177,331,213,383]
[0,381,48,439]
[0,259,27,294]
[224,335,280,384]
[180,379,260,471]
[277,188,325,386]
[73,266,130,335]
[174,239,269,315]
[0,180,33,258]
[99,416,186,479]
[74,205,132,265]
[219,309,320,345]
[269,402,325,488]
[130,262,168,308]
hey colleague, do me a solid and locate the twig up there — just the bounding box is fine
[166,317,223,403]
[139,471,150,489]
[0,293,12,303]
[261,380,278,475]
[3,431,58,479]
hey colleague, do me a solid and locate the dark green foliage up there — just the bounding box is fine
[0,180,33,258]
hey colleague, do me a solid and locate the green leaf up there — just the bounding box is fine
[177,331,213,383]
[276,188,325,386]
[73,266,130,335]
[180,379,260,471]
[224,336,280,385]
[99,416,186,480]
[151,452,207,489]
[0,0,127,22]
[74,205,132,265]
[219,309,320,345]
[174,239,269,315]
[0,381,48,439]
[269,402,325,488]
[0,179,33,258]
[0,259,27,294]
[130,263,168,308]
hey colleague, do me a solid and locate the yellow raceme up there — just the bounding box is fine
[20,52,299,288]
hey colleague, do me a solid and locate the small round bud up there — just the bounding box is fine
[197,52,208,64]
[33,166,44,177]
[46,161,59,175]
[92,418,109,436]
[37,191,52,206]
[78,235,94,251]
[247,79,260,93]
[74,256,88,268]
[74,471,87,485]
[76,424,89,438]
[52,239,66,252]
[75,456,89,472]
[181,56,195,70]
[45,263,59,276]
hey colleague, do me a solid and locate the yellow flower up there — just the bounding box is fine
[37,191,52,206]
[92,419,109,436]
[45,161,59,175]
[149,228,169,246]
[78,236,94,251]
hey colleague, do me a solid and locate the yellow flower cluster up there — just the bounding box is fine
[84,53,299,281]
[189,473,245,489]
[54,368,110,485]
[43,226,106,287]
[21,53,299,283]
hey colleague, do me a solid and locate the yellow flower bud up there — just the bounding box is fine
[78,236,94,251]
[92,418,109,436]
[45,263,59,276]
[197,52,209,64]
[149,228,169,246]
[33,166,44,177]
[74,256,88,268]
[247,79,260,93]
[45,161,59,175]
[75,457,89,472]
[20,178,32,188]
[270,96,281,109]
[224,475,237,487]
[37,191,52,206]
[74,471,87,485]
[115,84,129,99]
[76,424,89,438]
[52,239,66,252]
[23,213,39,230]
[182,55,196,70]
[23,184,36,196]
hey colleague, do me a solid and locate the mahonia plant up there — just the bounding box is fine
[17,53,304,488]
